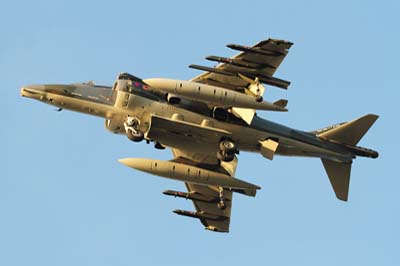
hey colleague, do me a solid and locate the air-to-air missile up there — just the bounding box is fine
[143,78,287,111]
[118,158,260,195]
[172,209,228,221]
[162,190,220,203]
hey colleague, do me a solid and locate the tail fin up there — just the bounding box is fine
[321,159,352,201]
[317,114,379,146]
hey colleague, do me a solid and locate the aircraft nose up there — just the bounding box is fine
[20,84,46,98]
[20,86,29,97]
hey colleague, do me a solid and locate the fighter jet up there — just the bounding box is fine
[21,39,378,232]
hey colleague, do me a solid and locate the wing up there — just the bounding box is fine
[169,149,238,233]
[190,38,292,90]
[145,114,258,232]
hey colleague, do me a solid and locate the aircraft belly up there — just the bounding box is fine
[124,100,352,162]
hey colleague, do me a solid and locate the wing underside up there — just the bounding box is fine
[189,38,292,124]
[169,150,238,232]
[184,182,233,232]
[190,38,292,90]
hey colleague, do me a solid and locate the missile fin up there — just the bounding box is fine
[273,99,288,108]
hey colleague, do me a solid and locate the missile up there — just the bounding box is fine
[188,65,290,89]
[173,210,229,232]
[173,209,228,221]
[118,158,261,192]
[142,78,287,111]
[205,55,276,70]
[163,190,219,203]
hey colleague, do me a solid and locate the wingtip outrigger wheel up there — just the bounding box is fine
[217,201,226,210]
[217,187,227,210]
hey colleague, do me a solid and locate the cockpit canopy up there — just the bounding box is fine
[113,73,146,92]
[112,72,162,101]
[117,72,143,82]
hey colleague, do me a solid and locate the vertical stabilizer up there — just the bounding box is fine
[321,159,352,201]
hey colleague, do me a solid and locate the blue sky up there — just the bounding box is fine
[1,0,399,265]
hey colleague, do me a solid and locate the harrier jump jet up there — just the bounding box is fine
[21,39,378,232]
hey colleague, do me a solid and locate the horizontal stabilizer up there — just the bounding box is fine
[321,159,352,201]
[318,114,379,146]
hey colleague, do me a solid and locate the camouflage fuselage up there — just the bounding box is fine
[21,82,357,164]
